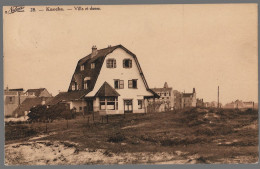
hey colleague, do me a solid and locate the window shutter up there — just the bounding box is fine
[114,59,117,68]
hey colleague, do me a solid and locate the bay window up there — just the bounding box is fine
[99,97,118,110]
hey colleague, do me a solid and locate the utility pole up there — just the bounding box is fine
[218,86,219,108]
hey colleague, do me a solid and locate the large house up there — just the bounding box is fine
[150,82,174,112]
[50,45,158,115]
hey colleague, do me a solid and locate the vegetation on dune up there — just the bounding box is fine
[5,107,258,164]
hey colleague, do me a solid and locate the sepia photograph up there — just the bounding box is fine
[3,4,258,165]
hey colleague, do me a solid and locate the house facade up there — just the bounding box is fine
[4,88,27,117]
[51,45,158,115]
[181,88,197,108]
[150,82,175,112]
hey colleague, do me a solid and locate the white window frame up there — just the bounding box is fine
[123,59,132,68]
[128,79,137,89]
[106,59,116,68]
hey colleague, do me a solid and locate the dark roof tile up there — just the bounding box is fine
[95,82,120,97]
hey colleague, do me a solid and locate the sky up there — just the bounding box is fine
[3,4,258,104]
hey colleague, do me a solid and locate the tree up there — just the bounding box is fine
[28,105,47,122]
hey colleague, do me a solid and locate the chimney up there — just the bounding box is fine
[163,82,169,88]
[6,86,9,91]
[91,45,97,57]
[108,45,112,48]
[193,88,196,93]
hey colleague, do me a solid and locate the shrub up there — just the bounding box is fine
[28,105,47,122]
[107,132,126,143]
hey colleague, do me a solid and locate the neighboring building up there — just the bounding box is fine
[181,88,196,108]
[26,88,52,97]
[150,82,175,112]
[13,97,53,117]
[49,45,158,115]
[224,100,256,109]
[4,87,53,117]
[4,88,28,117]
[196,98,204,107]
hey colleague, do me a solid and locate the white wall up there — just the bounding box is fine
[86,48,153,113]
[70,100,86,112]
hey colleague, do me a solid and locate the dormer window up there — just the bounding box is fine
[106,59,116,68]
[91,63,95,69]
[80,65,84,71]
[72,82,78,91]
[84,77,91,89]
[123,59,132,68]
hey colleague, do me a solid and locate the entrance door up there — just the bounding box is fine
[124,100,133,113]
[86,100,93,112]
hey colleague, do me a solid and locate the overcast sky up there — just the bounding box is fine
[3,4,258,104]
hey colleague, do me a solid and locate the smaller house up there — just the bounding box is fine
[26,88,52,97]
[13,97,53,117]
[47,90,88,114]
[196,98,204,107]
[4,87,28,117]
[9,88,53,117]
[181,88,196,108]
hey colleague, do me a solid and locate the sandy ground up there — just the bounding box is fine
[5,137,195,165]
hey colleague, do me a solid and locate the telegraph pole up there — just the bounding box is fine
[218,86,219,108]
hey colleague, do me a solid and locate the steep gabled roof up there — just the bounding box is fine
[95,82,120,97]
[26,88,46,97]
[68,44,159,98]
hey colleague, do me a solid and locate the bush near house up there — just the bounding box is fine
[27,103,74,122]
[27,105,47,122]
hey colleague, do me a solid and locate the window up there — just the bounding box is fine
[138,100,143,109]
[84,77,91,89]
[164,93,166,96]
[106,59,116,68]
[123,59,132,68]
[128,79,137,88]
[79,107,82,111]
[7,96,15,104]
[100,97,106,110]
[114,80,124,89]
[119,80,124,89]
[80,65,84,71]
[99,97,118,110]
[91,63,95,69]
[71,82,77,91]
